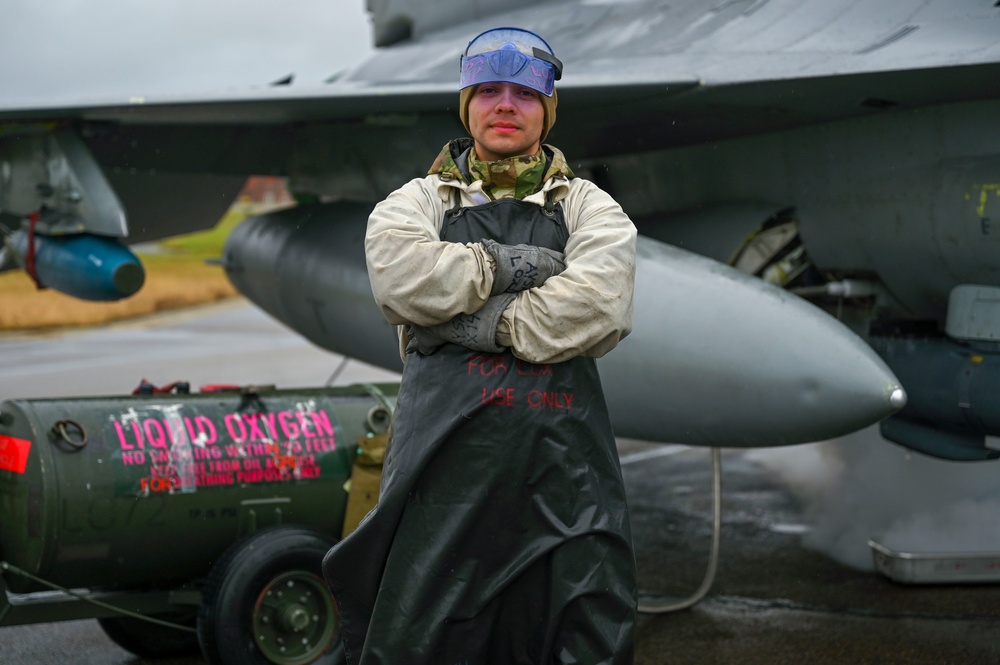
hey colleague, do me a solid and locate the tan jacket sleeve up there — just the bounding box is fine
[497,178,637,364]
[365,177,496,327]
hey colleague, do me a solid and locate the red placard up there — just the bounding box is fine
[0,434,31,474]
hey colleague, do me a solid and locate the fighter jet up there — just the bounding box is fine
[3,0,998,458]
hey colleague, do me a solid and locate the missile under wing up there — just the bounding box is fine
[5,0,1000,452]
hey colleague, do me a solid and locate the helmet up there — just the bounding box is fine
[460,27,563,97]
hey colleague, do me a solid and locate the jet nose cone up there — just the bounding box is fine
[888,386,908,410]
[600,237,905,447]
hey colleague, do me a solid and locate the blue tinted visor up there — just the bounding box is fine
[460,27,562,97]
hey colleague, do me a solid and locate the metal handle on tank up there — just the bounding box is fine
[52,419,88,450]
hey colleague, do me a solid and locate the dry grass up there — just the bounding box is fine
[0,254,238,331]
[0,198,297,332]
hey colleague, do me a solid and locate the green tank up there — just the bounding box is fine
[0,383,396,665]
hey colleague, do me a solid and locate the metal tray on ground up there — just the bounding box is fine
[869,539,1000,584]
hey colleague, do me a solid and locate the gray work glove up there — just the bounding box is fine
[481,239,565,295]
[408,293,517,356]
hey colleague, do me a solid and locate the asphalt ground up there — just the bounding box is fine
[3,300,1000,664]
[624,446,1000,665]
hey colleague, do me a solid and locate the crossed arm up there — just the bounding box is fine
[365,177,636,364]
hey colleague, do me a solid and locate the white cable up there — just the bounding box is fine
[637,447,722,614]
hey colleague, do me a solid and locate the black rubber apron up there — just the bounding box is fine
[324,197,637,665]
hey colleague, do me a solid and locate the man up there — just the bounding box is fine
[324,27,637,664]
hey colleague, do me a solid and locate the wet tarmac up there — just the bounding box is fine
[624,445,1000,665]
[4,301,1000,664]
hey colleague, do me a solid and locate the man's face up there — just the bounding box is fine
[467,82,545,161]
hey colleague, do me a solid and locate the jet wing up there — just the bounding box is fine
[1,0,998,156]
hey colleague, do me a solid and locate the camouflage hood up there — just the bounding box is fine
[428,138,574,200]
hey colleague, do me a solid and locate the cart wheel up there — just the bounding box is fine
[197,526,345,665]
[98,610,200,658]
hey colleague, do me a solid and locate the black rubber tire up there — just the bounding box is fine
[197,526,345,665]
[98,610,201,659]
